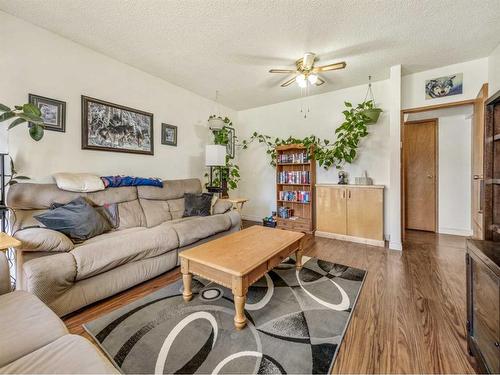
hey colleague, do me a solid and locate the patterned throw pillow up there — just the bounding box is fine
[183,193,214,217]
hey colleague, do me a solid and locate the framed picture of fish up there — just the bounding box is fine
[425,73,463,100]
[81,96,154,155]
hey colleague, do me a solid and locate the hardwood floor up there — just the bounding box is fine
[64,223,477,374]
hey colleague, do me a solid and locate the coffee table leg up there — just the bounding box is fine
[234,294,247,329]
[295,241,304,270]
[182,273,193,302]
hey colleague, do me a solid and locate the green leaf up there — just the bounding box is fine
[13,175,30,180]
[29,124,44,141]
[18,113,44,124]
[0,111,15,122]
[344,101,352,107]
[8,117,26,130]
[23,103,42,117]
[0,103,11,112]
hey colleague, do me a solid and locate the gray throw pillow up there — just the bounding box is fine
[35,197,112,242]
[183,193,213,217]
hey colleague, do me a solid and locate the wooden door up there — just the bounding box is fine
[316,186,346,234]
[346,188,384,241]
[404,120,438,231]
[471,84,488,239]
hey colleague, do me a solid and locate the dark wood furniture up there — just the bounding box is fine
[484,90,500,240]
[466,239,500,373]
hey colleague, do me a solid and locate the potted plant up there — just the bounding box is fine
[360,100,382,124]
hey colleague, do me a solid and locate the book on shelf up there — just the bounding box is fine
[277,171,310,184]
[278,190,310,203]
[278,151,309,164]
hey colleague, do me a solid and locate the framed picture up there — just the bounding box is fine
[161,123,177,146]
[29,94,66,132]
[81,96,154,155]
[226,127,235,158]
[425,73,463,100]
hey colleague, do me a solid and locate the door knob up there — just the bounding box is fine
[473,175,482,180]
[427,175,433,179]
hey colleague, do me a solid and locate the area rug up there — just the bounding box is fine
[84,256,366,374]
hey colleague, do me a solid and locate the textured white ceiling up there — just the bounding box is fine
[1,0,500,110]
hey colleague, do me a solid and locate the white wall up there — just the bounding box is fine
[237,80,391,236]
[488,43,500,96]
[402,58,489,109]
[408,107,473,236]
[0,11,236,182]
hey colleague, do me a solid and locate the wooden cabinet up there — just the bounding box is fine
[466,240,500,373]
[316,186,346,234]
[315,184,384,247]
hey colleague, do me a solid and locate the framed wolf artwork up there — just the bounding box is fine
[81,96,154,155]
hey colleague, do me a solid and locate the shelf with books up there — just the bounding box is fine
[275,144,316,234]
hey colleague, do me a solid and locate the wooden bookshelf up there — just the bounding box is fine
[275,144,316,235]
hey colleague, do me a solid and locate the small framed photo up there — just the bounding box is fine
[29,94,66,132]
[161,123,177,146]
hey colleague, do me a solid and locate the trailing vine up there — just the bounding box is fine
[240,100,380,169]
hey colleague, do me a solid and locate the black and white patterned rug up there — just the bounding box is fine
[84,256,366,374]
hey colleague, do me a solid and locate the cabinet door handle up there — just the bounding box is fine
[342,190,346,199]
[348,190,351,199]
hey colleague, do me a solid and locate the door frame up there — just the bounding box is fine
[400,98,477,239]
[403,118,439,232]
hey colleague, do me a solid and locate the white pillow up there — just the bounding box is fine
[53,172,105,192]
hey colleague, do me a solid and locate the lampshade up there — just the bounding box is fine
[205,145,226,166]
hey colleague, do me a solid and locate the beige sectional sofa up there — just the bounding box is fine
[7,178,240,317]
[0,252,118,374]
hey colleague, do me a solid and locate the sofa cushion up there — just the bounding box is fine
[139,198,172,227]
[172,214,232,247]
[117,199,146,229]
[183,192,213,217]
[168,198,185,219]
[71,222,179,280]
[14,227,74,252]
[137,178,201,200]
[213,199,233,215]
[34,197,112,242]
[0,334,119,374]
[0,291,68,368]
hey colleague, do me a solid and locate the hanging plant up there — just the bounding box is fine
[240,100,380,170]
[205,115,240,190]
[0,102,45,141]
[360,75,382,124]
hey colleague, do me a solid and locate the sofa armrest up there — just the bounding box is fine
[14,228,74,253]
[212,199,233,215]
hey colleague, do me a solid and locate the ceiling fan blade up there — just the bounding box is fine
[315,76,326,86]
[281,76,296,87]
[313,61,347,72]
[269,69,296,74]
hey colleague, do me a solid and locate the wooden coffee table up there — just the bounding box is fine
[179,226,305,329]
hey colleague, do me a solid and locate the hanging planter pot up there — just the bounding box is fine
[361,75,382,124]
[208,116,226,130]
[362,108,382,124]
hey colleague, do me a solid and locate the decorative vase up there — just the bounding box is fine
[362,108,382,124]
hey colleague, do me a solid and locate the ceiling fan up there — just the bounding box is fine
[269,52,346,88]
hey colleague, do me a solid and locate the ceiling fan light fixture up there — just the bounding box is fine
[308,74,318,85]
[296,74,307,88]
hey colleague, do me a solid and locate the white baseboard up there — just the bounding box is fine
[389,241,403,251]
[315,231,385,248]
[438,227,473,237]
